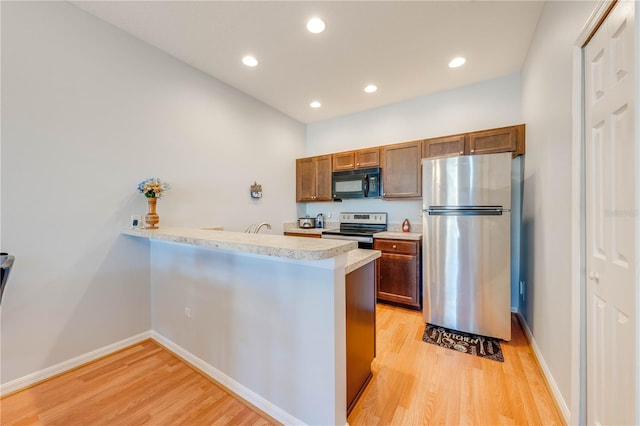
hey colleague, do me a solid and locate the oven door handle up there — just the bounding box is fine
[321,234,373,244]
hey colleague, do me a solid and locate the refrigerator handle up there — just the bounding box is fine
[427,207,504,216]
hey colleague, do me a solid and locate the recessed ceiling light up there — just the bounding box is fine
[364,85,378,93]
[310,101,321,108]
[448,57,466,68]
[307,17,326,34]
[242,56,258,67]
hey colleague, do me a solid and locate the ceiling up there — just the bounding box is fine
[70,1,544,124]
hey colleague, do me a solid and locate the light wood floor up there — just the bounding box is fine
[1,304,565,425]
[348,304,565,425]
[0,340,275,425]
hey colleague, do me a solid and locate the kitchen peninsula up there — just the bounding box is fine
[122,227,379,425]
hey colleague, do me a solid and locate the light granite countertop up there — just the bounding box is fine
[123,227,357,261]
[345,248,381,274]
[282,222,339,235]
[373,231,423,241]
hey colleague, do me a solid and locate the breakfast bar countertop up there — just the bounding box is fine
[123,227,357,261]
[345,248,381,274]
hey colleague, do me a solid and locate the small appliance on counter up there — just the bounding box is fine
[316,213,324,228]
[298,216,316,229]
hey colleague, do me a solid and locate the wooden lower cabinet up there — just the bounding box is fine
[346,260,376,414]
[374,238,421,310]
[283,231,321,238]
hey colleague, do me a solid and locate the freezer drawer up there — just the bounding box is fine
[423,212,511,340]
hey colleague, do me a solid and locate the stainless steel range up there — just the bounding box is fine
[321,212,387,249]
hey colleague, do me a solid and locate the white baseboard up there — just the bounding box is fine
[515,313,570,423]
[149,331,305,426]
[1,329,306,424]
[0,331,152,396]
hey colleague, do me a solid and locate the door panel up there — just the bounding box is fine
[422,153,512,208]
[584,1,636,424]
[424,212,511,340]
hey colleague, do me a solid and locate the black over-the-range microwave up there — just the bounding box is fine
[331,167,382,200]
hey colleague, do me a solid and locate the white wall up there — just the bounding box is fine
[0,1,305,384]
[520,0,597,417]
[150,241,348,425]
[304,73,522,227]
[305,73,523,308]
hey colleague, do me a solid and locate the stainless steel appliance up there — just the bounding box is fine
[422,152,512,340]
[321,212,387,249]
[298,216,316,228]
[332,167,381,200]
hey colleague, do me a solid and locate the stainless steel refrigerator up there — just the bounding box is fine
[422,152,512,340]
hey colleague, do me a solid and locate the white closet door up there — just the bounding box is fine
[584,1,636,425]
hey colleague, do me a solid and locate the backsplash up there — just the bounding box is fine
[300,198,423,231]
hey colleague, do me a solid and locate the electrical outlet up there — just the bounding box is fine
[184,307,191,318]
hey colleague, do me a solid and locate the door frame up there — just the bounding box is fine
[570,1,640,424]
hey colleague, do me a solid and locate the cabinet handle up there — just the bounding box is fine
[471,149,475,153]
[356,162,360,166]
[392,245,397,249]
[459,151,463,154]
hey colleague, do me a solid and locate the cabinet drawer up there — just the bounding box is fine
[374,239,418,255]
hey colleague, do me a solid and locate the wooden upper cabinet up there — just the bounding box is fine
[423,134,466,159]
[381,140,422,199]
[315,155,333,200]
[333,151,356,171]
[333,148,380,171]
[468,124,525,156]
[355,148,380,168]
[296,155,332,202]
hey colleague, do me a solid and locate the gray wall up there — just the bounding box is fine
[1,1,305,384]
[305,73,524,308]
[520,0,598,416]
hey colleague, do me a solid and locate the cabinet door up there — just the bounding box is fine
[345,261,376,414]
[333,151,356,171]
[376,252,420,309]
[381,141,422,198]
[296,157,317,202]
[355,148,380,168]
[315,155,333,201]
[468,125,518,155]
[423,134,466,158]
